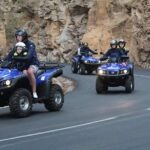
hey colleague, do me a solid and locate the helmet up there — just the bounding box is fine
[15,29,28,41]
[15,42,26,48]
[118,39,126,44]
[14,42,26,55]
[79,42,84,47]
[118,39,126,48]
[110,40,117,48]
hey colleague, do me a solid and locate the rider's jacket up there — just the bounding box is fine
[104,48,124,58]
[24,40,39,67]
[119,48,129,55]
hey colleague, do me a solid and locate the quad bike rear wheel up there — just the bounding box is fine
[44,84,64,111]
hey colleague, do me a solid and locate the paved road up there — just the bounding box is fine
[0,66,150,150]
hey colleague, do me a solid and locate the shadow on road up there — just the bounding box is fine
[0,112,14,120]
[0,109,64,120]
[97,90,136,95]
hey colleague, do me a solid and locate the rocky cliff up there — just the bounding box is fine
[0,0,149,68]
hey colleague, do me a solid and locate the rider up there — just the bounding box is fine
[79,42,97,56]
[5,29,39,99]
[14,42,27,56]
[77,42,84,56]
[77,42,97,63]
[118,39,129,55]
[103,39,124,60]
[12,42,29,70]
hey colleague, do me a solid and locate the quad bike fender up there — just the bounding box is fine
[0,75,30,91]
[72,57,79,63]
[38,68,63,98]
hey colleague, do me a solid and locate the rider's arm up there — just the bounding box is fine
[77,47,81,55]
[124,48,129,55]
[21,43,37,60]
[119,48,125,57]
[103,49,111,58]
[3,48,15,61]
[26,42,39,66]
[26,43,36,59]
[88,48,98,54]
[100,49,111,61]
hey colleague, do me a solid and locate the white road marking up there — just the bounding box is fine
[0,106,8,110]
[145,108,150,111]
[0,116,117,142]
[135,74,150,79]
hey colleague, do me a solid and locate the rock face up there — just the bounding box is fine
[83,0,150,68]
[52,76,76,94]
[0,0,93,63]
[132,0,150,68]
[0,0,149,68]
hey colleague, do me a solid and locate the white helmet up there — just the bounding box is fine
[15,42,26,48]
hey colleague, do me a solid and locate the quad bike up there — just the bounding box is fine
[96,55,134,94]
[0,49,64,118]
[71,52,101,75]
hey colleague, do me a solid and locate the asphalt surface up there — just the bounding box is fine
[0,65,150,150]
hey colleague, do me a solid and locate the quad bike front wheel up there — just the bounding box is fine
[71,62,78,73]
[44,84,64,111]
[87,69,93,74]
[125,76,134,93]
[79,63,85,75]
[9,88,33,118]
[96,77,108,94]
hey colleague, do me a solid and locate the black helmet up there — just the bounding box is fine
[79,42,84,47]
[15,29,28,41]
[118,39,126,48]
[110,40,117,48]
[118,39,126,44]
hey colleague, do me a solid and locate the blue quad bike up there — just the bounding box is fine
[96,56,134,93]
[0,56,64,118]
[71,53,101,75]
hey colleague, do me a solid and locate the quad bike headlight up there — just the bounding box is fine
[98,60,101,64]
[23,52,27,56]
[120,69,129,74]
[84,60,88,63]
[123,69,128,74]
[4,80,12,86]
[98,69,106,75]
